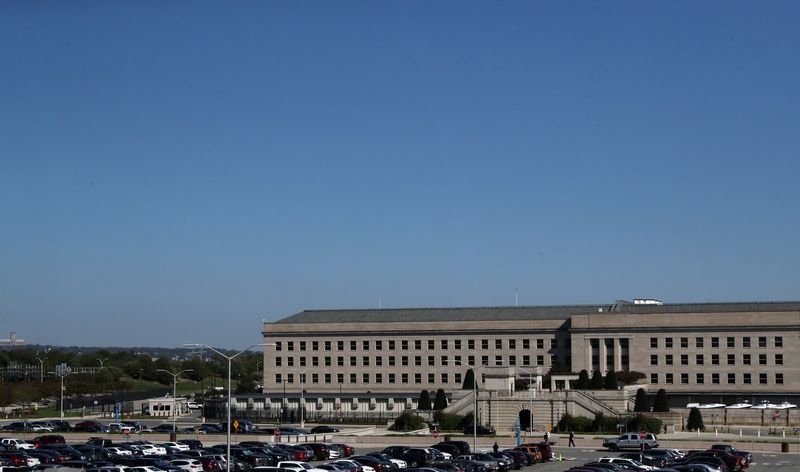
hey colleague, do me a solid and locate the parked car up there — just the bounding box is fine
[602,433,659,451]
[708,446,751,466]
[462,425,495,436]
[310,425,340,434]
[170,459,204,472]
[0,439,36,450]
[276,461,327,472]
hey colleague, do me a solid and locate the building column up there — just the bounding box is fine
[614,338,623,372]
[599,339,607,373]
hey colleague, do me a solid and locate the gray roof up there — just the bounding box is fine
[272,301,800,325]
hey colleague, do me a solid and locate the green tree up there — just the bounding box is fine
[390,411,426,431]
[687,407,704,431]
[575,370,590,389]
[652,389,670,412]
[235,376,257,394]
[433,388,448,410]
[417,390,431,410]
[604,371,618,390]
[462,369,475,390]
[590,371,604,389]
[633,388,650,412]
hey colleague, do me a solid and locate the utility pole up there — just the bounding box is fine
[156,368,194,433]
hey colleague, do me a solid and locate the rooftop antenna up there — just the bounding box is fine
[515,288,519,307]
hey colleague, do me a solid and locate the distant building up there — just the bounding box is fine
[262,300,799,395]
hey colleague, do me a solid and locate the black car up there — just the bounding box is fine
[463,425,495,436]
[310,425,340,434]
[381,447,409,460]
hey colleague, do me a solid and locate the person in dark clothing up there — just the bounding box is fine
[493,442,499,453]
[568,431,575,447]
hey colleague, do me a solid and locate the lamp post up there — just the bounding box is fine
[516,367,538,435]
[35,350,48,383]
[156,368,194,433]
[445,358,494,453]
[52,363,71,419]
[184,343,275,472]
[295,370,306,429]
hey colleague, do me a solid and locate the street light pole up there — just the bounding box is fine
[184,343,275,472]
[297,370,306,429]
[35,351,48,383]
[52,363,71,419]
[156,368,194,433]
[445,358,493,453]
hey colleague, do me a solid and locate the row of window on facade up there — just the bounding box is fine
[649,336,783,349]
[274,354,561,368]
[274,338,563,352]
[650,353,784,366]
[650,372,785,385]
[275,371,476,385]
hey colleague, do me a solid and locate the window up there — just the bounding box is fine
[681,354,688,365]
[287,357,294,367]
[362,373,369,383]
[711,354,719,365]
[696,354,704,365]
[313,357,319,367]
[696,373,704,384]
[665,373,673,384]
[776,354,783,365]
[523,339,530,349]
[414,356,421,366]
[481,339,489,349]
[509,339,516,349]
[727,354,735,365]
[275,373,282,383]
[468,355,475,365]
[428,340,435,350]
[312,341,319,351]
[350,341,357,350]
[336,356,343,367]
[337,341,343,350]
[650,373,658,384]
[523,355,530,366]
[727,337,735,348]
[287,373,294,383]
[402,356,408,366]
[427,356,435,366]
[388,373,395,383]
[495,355,503,365]
[427,373,434,383]
[389,356,395,366]
[389,340,395,350]
[509,355,517,366]
[441,373,449,383]
[537,339,544,349]
[743,354,751,365]
[680,337,688,348]
[495,339,502,349]
[287,341,294,351]
[376,340,383,350]
[758,337,767,348]
[349,356,356,366]
[455,373,462,384]
[455,340,462,349]
[376,356,382,366]
[537,355,544,366]
[759,354,767,365]
[415,373,422,383]
[299,357,306,367]
[742,337,751,348]
[665,337,673,348]
[363,340,370,350]
[650,355,658,366]
[415,340,421,350]
[334,373,340,384]
[696,337,704,348]
[681,373,689,384]
[402,373,408,383]
[650,338,658,348]
[743,373,751,384]
[482,355,489,365]
[276,342,282,351]
[712,373,720,384]
[275,357,282,367]
[375,373,382,383]
[454,355,461,364]
[441,339,448,349]
[402,340,408,350]
[299,341,306,351]
[325,356,332,367]
[776,373,784,384]
[711,337,719,348]
[468,339,475,349]
[728,373,736,384]
[775,336,783,348]
[759,373,767,384]
[665,354,673,365]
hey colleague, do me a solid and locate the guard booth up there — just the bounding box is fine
[144,397,188,417]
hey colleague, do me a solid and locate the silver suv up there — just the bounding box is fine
[602,432,659,451]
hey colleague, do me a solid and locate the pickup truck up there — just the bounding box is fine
[602,432,659,451]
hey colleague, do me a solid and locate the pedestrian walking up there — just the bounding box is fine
[493,442,499,453]
[543,431,549,444]
[568,431,575,447]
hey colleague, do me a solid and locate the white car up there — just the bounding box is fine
[129,467,164,472]
[132,444,167,456]
[333,461,374,472]
[277,462,327,472]
[107,447,134,456]
[388,459,407,468]
[598,457,657,471]
[426,448,451,460]
[0,438,36,450]
[162,442,191,453]
[170,459,204,472]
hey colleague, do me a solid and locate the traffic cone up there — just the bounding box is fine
[559,453,563,461]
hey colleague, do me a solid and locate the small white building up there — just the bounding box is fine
[144,396,189,417]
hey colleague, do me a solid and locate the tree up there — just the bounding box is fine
[687,407,704,431]
[590,371,604,389]
[604,371,618,390]
[433,388,448,410]
[417,390,431,410]
[462,369,475,390]
[235,376,257,394]
[652,389,670,412]
[576,370,590,389]
[633,388,650,412]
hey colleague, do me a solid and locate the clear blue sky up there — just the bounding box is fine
[1,1,798,348]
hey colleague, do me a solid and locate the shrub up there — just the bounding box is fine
[604,371,618,390]
[652,389,670,412]
[626,414,662,433]
[390,411,427,431]
[633,388,650,412]
[433,410,470,431]
[558,413,594,432]
[433,389,448,410]
[575,370,590,389]
[687,407,704,431]
[418,390,431,410]
[590,371,604,389]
